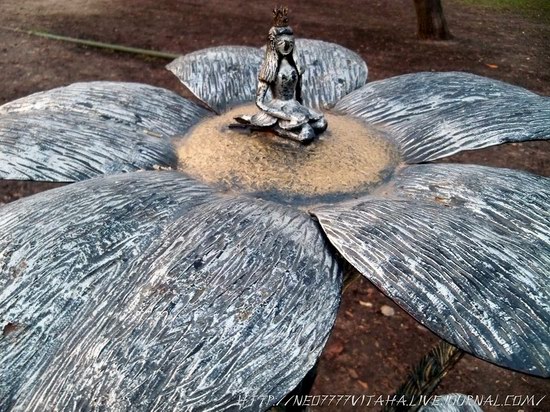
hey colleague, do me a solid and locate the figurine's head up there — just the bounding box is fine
[273,30,294,56]
[259,6,301,82]
[270,6,294,56]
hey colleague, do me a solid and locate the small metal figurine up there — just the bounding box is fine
[234,7,327,143]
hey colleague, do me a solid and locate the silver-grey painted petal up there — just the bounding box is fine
[166,40,368,112]
[167,46,263,113]
[419,394,483,412]
[296,39,368,110]
[0,82,210,182]
[335,72,550,163]
[0,171,341,411]
[313,164,549,377]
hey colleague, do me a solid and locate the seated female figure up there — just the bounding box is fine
[235,10,327,143]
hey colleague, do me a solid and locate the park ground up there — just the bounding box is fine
[0,1,549,411]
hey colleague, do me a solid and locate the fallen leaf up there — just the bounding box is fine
[358,380,369,390]
[348,368,359,379]
[324,339,345,359]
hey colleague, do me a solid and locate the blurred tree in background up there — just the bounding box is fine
[413,0,452,40]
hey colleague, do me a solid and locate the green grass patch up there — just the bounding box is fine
[456,0,550,22]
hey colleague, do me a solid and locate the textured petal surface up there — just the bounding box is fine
[314,164,549,376]
[0,171,342,411]
[0,82,210,182]
[167,46,263,114]
[296,39,367,110]
[335,72,550,163]
[167,40,368,112]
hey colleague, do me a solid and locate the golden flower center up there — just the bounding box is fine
[177,105,400,205]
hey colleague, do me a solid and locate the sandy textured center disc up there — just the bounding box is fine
[177,105,399,204]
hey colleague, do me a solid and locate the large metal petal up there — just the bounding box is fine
[313,164,549,377]
[335,72,550,163]
[0,82,210,182]
[167,46,263,114]
[0,171,342,411]
[166,40,368,113]
[296,39,368,110]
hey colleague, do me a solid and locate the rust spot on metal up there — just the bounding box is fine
[10,260,28,278]
[434,195,451,206]
[2,322,22,337]
[236,310,252,321]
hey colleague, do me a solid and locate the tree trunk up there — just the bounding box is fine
[413,0,452,40]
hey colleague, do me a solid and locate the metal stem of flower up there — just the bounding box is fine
[343,266,362,292]
[383,341,464,412]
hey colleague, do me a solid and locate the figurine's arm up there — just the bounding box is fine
[255,80,291,120]
[296,72,303,104]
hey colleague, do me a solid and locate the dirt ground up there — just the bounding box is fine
[0,0,549,411]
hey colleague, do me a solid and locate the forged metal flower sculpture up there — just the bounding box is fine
[0,8,549,412]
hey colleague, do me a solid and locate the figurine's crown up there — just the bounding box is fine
[272,6,289,27]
